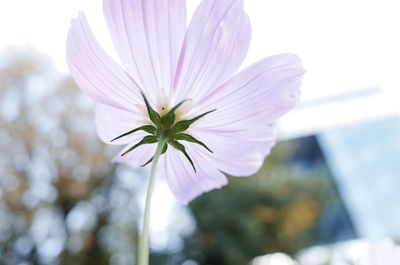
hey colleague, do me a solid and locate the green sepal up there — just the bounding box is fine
[141,157,153,168]
[141,92,161,127]
[141,144,168,167]
[174,133,213,153]
[121,135,158,156]
[170,140,196,172]
[172,109,216,133]
[162,143,168,154]
[111,125,156,142]
[161,99,188,128]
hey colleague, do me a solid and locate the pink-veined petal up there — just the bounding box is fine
[174,0,251,103]
[95,104,147,145]
[189,127,276,177]
[159,144,228,204]
[103,0,186,101]
[194,53,305,129]
[66,12,142,110]
[182,53,304,178]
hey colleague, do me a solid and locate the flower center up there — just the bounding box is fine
[110,92,215,172]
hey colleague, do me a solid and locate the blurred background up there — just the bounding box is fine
[1,0,400,265]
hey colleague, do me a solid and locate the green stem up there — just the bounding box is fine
[137,138,167,265]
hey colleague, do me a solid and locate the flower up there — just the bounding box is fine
[66,0,304,204]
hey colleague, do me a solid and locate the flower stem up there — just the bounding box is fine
[137,138,167,265]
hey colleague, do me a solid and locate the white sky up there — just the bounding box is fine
[1,0,399,132]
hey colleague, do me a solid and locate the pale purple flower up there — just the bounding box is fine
[66,0,304,204]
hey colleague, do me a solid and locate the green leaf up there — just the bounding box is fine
[141,92,161,127]
[170,140,196,172]
[111,125,156,142]
[121,136,158,156]
[140,144,168,167]
[174,133,213,153]
[172,109,216,133]
[161,99,188,128]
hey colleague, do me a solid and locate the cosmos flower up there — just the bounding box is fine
[66,0,304,204]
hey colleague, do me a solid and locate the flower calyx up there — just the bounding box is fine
[111,92,215,172]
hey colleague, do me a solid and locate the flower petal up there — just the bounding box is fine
[185,53,304,177]
[66,12,142,110]
[189,127,276,176]
[174,0,251,103]
[195,53,305,129]
[95,104,147,145]
[103,0,186,100]
[159,144,228,204]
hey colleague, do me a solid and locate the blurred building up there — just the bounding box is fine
[279,87,400,240]
[319,117,400,238]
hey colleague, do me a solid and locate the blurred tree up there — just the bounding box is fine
[0,48,142,265]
